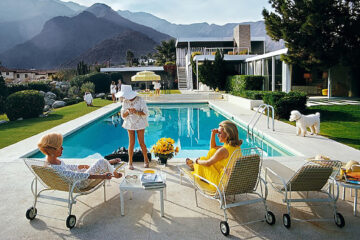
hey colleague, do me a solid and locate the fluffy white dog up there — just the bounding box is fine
[289,110,320,137]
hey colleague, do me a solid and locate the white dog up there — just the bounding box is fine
[289,110,320,137]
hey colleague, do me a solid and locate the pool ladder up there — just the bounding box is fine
[247,104,275,139]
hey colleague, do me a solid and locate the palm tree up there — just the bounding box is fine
[154,39,176,65]
[126,50,135,67]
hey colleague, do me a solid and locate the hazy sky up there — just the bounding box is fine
[64,0,271,25]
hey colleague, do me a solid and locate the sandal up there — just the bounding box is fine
[144,162,150,168]
[128,164,135,170]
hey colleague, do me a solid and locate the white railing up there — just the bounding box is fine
[247,104,275,139]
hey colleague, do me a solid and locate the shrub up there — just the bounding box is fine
[70,75,87,88]
[0,76,8,114]
[109,72,123,83]
[80,82,95,95]
[7,81,51,95]
[263,91,307,119]
[230,90,267,100]
[5,90,44,121]
[87,73,111,93]
[226,75,264,92]
[68,86,80,98]
[63,98,82,106]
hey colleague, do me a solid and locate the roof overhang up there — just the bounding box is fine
[100,66,164,72]
[193,54,256,62]
[245,48,288,62]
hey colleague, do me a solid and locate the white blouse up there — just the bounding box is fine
[121,96,149,130]
[110,84,117,94]
[51,160,90,189]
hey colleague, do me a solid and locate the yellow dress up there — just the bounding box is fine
[192,143,241,188]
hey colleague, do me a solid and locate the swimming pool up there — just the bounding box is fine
[31,103,293,159]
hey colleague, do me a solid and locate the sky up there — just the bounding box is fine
[64,0,272,25]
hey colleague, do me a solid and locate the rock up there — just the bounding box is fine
[96,93,105,98]
[0,120,8,125]
[39,114,47,118]
[52,101,66,109]
[16,117,23,121]
[43,105,50,112]
[76,96,80,100]
[38,91,45,97]
[45,91,56,99]
[63,97,70,101]
[44,98,55,106]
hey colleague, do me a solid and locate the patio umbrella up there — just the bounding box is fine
[131,71,161,90]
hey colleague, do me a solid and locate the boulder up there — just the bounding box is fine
[44,98,55,106]
[96,93,105,98]
[52,101,66,109]
[45,91,56,99]
[38,91,45,97]
[43,105,50,112]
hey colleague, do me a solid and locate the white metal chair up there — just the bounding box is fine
[23,158,126,229]
[179,148,275,236]
[265,160,345,228]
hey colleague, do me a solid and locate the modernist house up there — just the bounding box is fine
[176,24,354,97]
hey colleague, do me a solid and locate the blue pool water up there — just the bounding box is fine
[31,103,292,159]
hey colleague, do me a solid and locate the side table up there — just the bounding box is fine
[339,180,360,216]
[119,173,166,217]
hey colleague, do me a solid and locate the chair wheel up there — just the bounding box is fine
[283,214,291,228]
[66,215,76,229]
[334,212,345,228]
[265,211,276,225]
[220,221,230,236]
[26,207,37,220]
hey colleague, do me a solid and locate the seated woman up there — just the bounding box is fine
[186,120,242,187]
[38,133,122,189]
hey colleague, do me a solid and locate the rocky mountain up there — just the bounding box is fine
[0,0,81,53]
[65,30,157,67]
[0,11,132,69]
[86,4,171,43]
[117,10,285,51]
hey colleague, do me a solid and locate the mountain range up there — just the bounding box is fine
[0,0,284,69]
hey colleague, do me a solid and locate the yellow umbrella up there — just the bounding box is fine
[131,71,161,90]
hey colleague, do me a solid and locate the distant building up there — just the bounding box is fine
[0,66,57,84]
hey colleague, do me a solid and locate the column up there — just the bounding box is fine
[282,62,291,93]
[272,56,275,91]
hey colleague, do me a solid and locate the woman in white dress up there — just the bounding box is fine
[110,81,117,102]
[119,85,150,170]
[153,81,161,96]
[38,133,122,189]
[83,92,93,106]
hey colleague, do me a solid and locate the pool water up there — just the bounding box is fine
[31,103,291,159]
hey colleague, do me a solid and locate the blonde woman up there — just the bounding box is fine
[38,133,122,189]
[186,120,242,187]
[119,85,150,170]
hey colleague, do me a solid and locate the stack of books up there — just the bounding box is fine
[141,172,166,189]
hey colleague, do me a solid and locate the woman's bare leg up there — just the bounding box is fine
[128,130,135,169]
[112,93,115,102]
[137,129,149,167]
[186,158,194,170]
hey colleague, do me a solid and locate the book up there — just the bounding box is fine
[141,173,164,185]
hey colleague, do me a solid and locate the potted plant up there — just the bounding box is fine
[151,137,179,165]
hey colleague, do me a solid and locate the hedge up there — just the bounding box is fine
[226,75,264,92]
[70,73,111,93]
[5,90,44,121]
[7,81,51,95]
[263,91,307,119]
[231,90,267,100]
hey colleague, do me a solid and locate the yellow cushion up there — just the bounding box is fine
[345,160,360,172]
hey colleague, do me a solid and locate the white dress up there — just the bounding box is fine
[110,84,117,94]
[153,81,161,90]
[121,96,149,130]
[83,93,93,105]
[51,159,114,189]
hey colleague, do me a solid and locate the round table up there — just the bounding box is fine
[339,180,360,216]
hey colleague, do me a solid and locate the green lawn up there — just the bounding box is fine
[283,105,360,150]
[0,99,112,149]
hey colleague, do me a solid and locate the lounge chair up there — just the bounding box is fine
[265,160,344,228]
[179,148,275,236]
[23,158,126,229]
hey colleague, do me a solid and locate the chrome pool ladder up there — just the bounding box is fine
[247,104,275,139]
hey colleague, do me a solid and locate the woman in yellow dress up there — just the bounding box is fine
[186,120,242,187]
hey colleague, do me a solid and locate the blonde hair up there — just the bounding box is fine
[38,133,63,156]
[219,120,242,147]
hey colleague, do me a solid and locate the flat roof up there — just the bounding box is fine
[100,66,164,72]
[245,48,288,62]
[193,54,256,62]
[176,36,265,48]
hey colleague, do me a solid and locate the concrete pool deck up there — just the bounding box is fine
[0,92,360,239]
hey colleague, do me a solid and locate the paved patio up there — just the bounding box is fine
[1,92,360,239]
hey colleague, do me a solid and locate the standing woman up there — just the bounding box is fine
[119,85,150,170]
[110,81,117,102]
